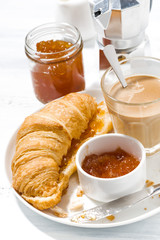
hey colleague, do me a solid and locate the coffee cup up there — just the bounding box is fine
[101,57,160,155]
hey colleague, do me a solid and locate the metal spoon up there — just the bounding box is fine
[103,44,127,88]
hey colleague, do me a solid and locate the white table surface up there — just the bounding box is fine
[1,0,160,239]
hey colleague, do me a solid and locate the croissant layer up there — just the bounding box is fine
[11,93,97,204]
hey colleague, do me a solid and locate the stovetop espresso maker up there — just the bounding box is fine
[89,0,152,69]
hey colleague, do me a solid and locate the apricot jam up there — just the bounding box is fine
[82,148,140,178]
[25,23,85,103]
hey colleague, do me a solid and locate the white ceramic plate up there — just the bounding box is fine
[5,89,160,228]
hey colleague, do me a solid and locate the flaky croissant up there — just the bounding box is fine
[11,93,112,210]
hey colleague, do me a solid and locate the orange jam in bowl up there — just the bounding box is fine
[76,134,146,202]
[25,23,85,103]
[82,147,140,178]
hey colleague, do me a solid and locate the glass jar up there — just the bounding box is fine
[25,22,85,103]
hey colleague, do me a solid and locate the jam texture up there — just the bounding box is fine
[82,148,140,178]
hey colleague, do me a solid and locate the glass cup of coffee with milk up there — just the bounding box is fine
[101,57,160,155]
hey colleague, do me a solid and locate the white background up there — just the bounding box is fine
[1,0,160,239]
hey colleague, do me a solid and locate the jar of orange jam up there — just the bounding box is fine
[25,23,85,103]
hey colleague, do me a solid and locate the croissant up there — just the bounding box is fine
[11,93,112,210]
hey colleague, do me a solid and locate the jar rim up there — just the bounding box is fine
[25,22,82,62]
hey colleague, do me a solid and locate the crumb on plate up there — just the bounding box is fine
[69,197,84,211]
[146,179,154,188]
[76,186,84,197]
[50,206,68,218]
[106,215,115,221]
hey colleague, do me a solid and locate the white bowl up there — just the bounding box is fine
[76,133,146,202]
